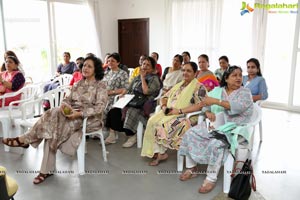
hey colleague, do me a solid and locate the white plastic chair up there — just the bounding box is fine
[53,74,73,86]
[77,117,107,175]
[0,85,39,151]
[128,68,134,77]
[14,86,71,134]
[256,100,264,142]
[177,103,262,193]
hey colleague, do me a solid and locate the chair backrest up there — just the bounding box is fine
[248,103,262,128]
[1,84,39,108]
[20,86,71,120]
[53,74,73,86]
[128,68,134,77]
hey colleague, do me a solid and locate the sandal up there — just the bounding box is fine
[149,153,168,166]
[2,137,29,148]
[198,179,216,193]
[179,167,198,181]
[33,173,53,184]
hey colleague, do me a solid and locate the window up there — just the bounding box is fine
[1,0,98,82]
[53,2,97,65]
[263,0,297,105]
[3,0,50,82]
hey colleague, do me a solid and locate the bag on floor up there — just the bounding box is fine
[228,159,256,200]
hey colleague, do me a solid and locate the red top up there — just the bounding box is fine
[156,64,162,78]
[70,72,83,86]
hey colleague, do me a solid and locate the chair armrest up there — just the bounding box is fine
[186,111,203,119]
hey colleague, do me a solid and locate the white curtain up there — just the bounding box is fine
[252,0,269,71]
[166,0,223,66]
[86,0,102,58]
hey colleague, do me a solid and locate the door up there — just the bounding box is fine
[118,18,149,68]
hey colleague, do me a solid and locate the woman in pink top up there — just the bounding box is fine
[69,63,83,86]
[0,56,25,107]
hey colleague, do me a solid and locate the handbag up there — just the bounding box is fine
[127,93,148,108]
[228,159,256,200]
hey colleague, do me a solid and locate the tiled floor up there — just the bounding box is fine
[0,107,299,200]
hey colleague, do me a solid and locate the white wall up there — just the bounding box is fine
[98,0,169,68]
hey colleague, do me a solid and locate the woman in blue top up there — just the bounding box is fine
[243,58,268,102]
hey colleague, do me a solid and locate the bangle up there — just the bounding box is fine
[161,104,166,109]
[179,109,183,114]
[219,99,222,105]
[1,79,4,83]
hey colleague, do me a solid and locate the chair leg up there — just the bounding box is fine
[77,134,86,175]
[259,120,263,142]
[1,119,11,152]
[98,132,107,162]
[137,121,143,148]
[177,151,184,172]
[223,154,234,193]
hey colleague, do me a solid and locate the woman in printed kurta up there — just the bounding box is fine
[105,56,161,147]
[178,66,253,193]
[0,56,25,107]
[102,53,129,117]
[141,62,207,166]
[2,56,108,184]
[102,53,129,144]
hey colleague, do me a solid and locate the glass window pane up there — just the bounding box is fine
[3,0,50,82]
[54,2,97,63]
[263,0,296,104]
[293,53,300,106]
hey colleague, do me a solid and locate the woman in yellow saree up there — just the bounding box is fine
[141,62,207,166]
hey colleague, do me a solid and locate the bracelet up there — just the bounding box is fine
[219,99,222,105]
[161,104,167,109]
[1,79,4,83]
[179,109,183,114]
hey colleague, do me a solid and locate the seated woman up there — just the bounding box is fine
[161,54,183,94]
[214,55,230,83]
[129,54,147,82]
[1,50,25,76]
[69,63,83,86]
[141,62,207,166]
[151,52,162,78]
[105,56,161,147]
[196,54,219,91]
[181,51,191,65]
[0,56,25,107]
[43,52,77,93]
[178,66,253,193]
[2,56,108,184]
[102,53,129,144]
[243,58,268,102]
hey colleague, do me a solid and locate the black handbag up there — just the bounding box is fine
[228,159,256,200]
[127,93,148,108]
